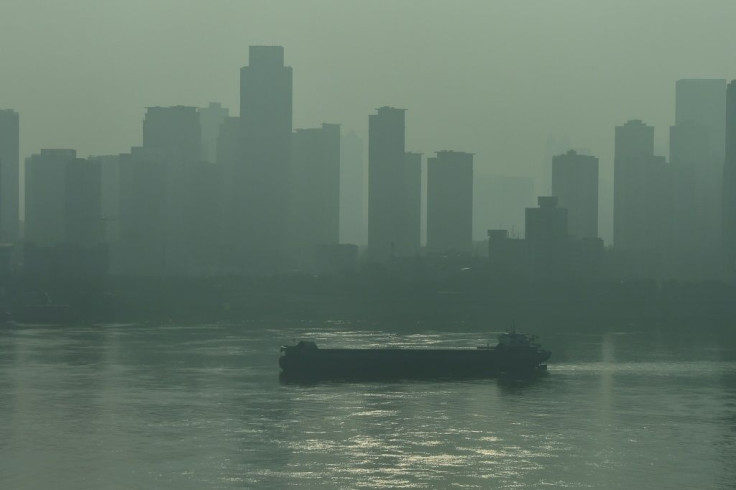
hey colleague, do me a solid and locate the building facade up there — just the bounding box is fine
[552,150,599,239]
[525,196,568,280]
[25,149,78,246]
[0,109,20,242]
[426,151,473,255]
[339,130,366,246]
[614,120,655,251]
[368,107,421,260]
[198,102,229,164]
[237,46,293,273]
[290,124,341,268]
[670,79,727,278]
[723,81,736,273]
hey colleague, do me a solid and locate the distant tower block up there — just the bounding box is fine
[237,45,293,272]
[290,123,341,268]
[368,106,420,261]
[614,119,654,250]
[525,196,568,279]
[670,79,726,276]
[403,151,422,256]
[199,102,229,164]
[723,80,736,271]
[552,150,599,239]
[143,106,202,164]
[675,79,726,160]
[339,130,367,246]
[427,151,474,255]
[0,109,20,242]
[25,150,103,247]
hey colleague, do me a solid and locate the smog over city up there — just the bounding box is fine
[1,2,735,488]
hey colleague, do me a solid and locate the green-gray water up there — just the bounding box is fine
[1,323,735,488]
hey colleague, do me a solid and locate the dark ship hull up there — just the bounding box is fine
[279,333,551,382]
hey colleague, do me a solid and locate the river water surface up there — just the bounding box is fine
[1,322,735,488]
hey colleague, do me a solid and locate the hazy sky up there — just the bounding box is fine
[1,0,735,242]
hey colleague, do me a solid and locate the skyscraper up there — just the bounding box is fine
[25,150,76,246]
[403,152,422,257]
[614,120,655,250]
[614,120,674,278]
[426,151,473,255]
[290,123,341,268]
[368,107,421,260]
[199,102,229,164]
[141,106,205,274]
[552,150,599,239]
[670,79,726,278]
[0,109,20,242]
[723,80,736,272]
[143,106,202,163]
[89,154,121,243]
[25,150,102,246]
[216,117,241,168]
[238,45,293,272]
[217,116,242,271]
[117,147,167,275]
[525,196,568,280]
[669,122,712,277]
[675,79,726,160]
[339,130,366,246]
[64,158,104,247]
[24,150,106,278]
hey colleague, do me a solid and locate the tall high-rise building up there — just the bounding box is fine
[525,196,568,279]
[24,150,106,278]
[290,124,341,268]
[186,161,223,274]
[670,80,727,278]
[216,117,241,168]
[217,116,242,270]
[614,120,655,250]
[117,147,168,275]
[614,120,674,278]
[339,130,366,246]
[89,154,121,243]
[552,150,599,239]
[368,107,421,260]
[142,106,205,273]
[403,152,422,257]
[25,150,76,246]
[426,151,473,254]
[0,109,20,242]
[64,158,104,247]
[669,122,713,277]
[237,45,293,272]
[199,102,229,164]
[25,150,102,246]
[675,79,726,160]
[723,80,736,272]
[143,106,201,163]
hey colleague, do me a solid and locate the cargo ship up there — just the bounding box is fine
[279,331,551,381]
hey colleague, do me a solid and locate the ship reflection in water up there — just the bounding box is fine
[279,331,551,384]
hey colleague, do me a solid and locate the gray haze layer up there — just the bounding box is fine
[2,0,735,243]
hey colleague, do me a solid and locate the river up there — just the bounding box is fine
[1,322,735,488]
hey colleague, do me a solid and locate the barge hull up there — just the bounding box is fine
[279,347,549,381]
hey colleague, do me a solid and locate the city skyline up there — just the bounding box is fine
[3,44,736,281]
[3,6,736,489]
[2,2,736,244]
